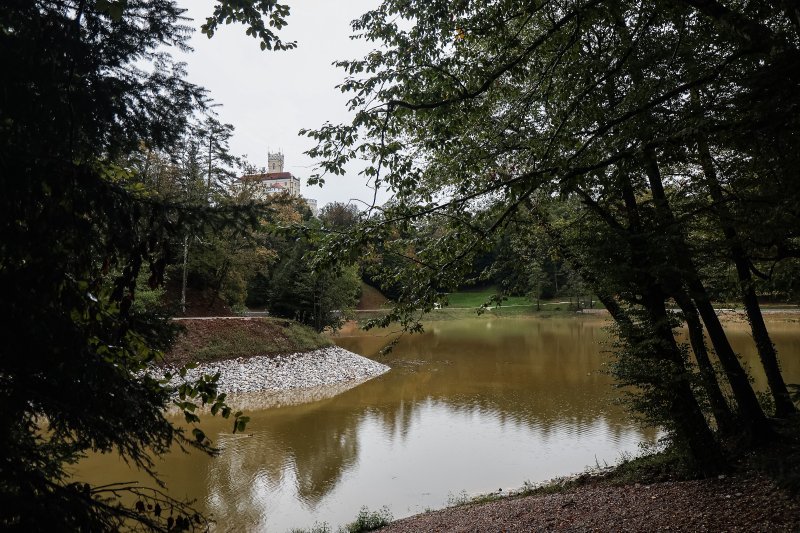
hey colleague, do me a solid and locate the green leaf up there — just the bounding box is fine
[192,428,206,443]
[233,415,250,434]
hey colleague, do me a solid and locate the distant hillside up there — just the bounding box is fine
[357,282,389,310]
[164,318,332,367]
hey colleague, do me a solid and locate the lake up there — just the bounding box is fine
[74,315,800,531]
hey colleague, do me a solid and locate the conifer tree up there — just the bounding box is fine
[0,1,291,528]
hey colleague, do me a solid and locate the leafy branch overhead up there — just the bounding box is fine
[201,0,296,51]
[305,0,800,471]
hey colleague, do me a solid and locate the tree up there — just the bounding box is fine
[197,115,238,196]
[305,0,800,469]
[152,125,281,314]
[267,219,362,332]
[0,1,291,529]
[318,201,362,230]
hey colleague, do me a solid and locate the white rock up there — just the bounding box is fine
[151,346,390,396]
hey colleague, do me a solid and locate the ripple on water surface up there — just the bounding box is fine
[76,316,800,531]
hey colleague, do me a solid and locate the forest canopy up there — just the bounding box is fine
[2,0,800,529]
[0,0,292,529]
[305,0,800,470]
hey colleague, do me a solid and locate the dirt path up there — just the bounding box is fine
[380,475,799,532]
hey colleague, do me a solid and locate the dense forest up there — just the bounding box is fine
[304,0,800,472]
[0,1,297,529]
[1,0,799,530]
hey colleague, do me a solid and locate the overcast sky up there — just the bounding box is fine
[177,0,388,209]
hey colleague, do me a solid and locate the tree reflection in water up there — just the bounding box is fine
[202,317,652,529]
[77,317,799,532]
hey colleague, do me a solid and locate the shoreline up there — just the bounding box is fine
[153,345,390,407]
[379,471,800,532]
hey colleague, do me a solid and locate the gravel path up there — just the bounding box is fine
[153,346,390,394]
[380,475,800,532]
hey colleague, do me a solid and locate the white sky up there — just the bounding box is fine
[177,0,388,208]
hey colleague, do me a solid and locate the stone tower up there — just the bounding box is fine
[267,152,284,173]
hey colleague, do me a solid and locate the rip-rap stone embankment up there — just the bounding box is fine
[155,346,390,395]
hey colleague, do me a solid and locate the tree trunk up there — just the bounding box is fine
[600,283,727,473]
[181,234,189,314]
[534,202,725,471]
[696,136,796,417]
[609,10,765,432]
[207,132,214,193]
[673,290,736,434]
[553,264,559,294]
[645,290,726,474]
[642,148,769,432]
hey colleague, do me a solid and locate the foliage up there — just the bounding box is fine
[0,0,290,529]
[131,270,169,316]
[289,524,333,533]
[341,507,393,533]
[218,197,365,333]
[287,506,392,533]
[202,0,294,51]
[245,194,316,308]
[130,113,292,314]
[183,212,275,311]
[319,201,362,231]
[267,223,362,331]
[447,489,503,508]
[305,0,800,468]
[444,288,531,309]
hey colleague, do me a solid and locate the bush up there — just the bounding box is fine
[341,507,393,533]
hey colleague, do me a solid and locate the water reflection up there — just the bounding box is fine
[74,316,798,532]
[336,319,628,437]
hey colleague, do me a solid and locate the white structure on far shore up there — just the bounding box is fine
[240,151,317,215]
[240,152,301,197]
[305,198,318,216]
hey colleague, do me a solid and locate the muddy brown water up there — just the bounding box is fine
[74,316,800,532]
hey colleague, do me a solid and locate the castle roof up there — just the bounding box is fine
[240,171,296,182]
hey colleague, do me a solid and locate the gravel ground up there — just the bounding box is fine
[380,475,800,532]
[152,346,390,394]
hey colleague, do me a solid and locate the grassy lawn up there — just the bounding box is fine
[443,287,533,308]
[442,287,603,310]
[422,305,580,322]
[352,287,606,326]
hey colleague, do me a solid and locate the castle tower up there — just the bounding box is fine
[267,152,284,173]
